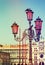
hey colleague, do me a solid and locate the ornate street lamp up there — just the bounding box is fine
[11,8,43,65]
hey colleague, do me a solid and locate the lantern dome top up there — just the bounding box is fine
[11,22,19,27]
[35,16,43,22]
[25,8,33,13]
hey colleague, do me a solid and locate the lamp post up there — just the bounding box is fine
[25,9,33,65]
[25,9,43,65]
[11,22,21,65]
[11,8,43,65]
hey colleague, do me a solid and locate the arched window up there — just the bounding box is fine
[14,64,16,65]
[17,64,20,65]
[39,62,44,65]
[42,62,44,65]
[21,64,23,65]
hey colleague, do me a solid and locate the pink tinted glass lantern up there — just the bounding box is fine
[35,17,43,30]
[11,23,19,34]
[34,17,43,35]
[25,9,33,21]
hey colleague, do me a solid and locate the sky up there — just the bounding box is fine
[0,0,45,45]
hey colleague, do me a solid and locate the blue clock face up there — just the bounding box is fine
[40,54,43,58]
